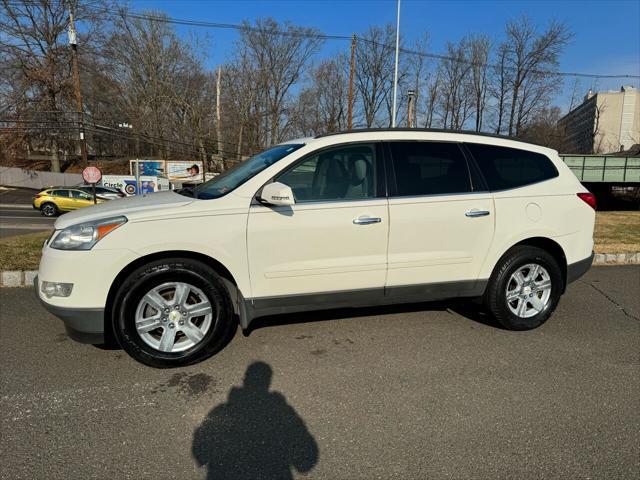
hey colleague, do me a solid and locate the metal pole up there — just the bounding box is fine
[135,159,141,195]
[216,66,222,161]
[347,34,356,130]
[391,0,401,128]
[68,3,88,166]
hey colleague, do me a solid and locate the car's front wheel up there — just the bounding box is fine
[484,246,563,330]
[113,258,236,367]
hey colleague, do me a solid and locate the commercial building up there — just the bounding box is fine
[559,85,639,154]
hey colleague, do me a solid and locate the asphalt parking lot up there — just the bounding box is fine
[0,266,638,479]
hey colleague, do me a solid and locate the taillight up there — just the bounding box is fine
[577,192,596,210]
[34,194,42,199]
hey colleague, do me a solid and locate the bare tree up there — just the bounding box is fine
[1,0,106,170]
[519,106,567,151]
[96,9,215,159]
[503,17,571,136]
[439,40,472,130]
[292,56,349,135]
[467,34,491,132]
[423,67,441,128]
[238,18,322,145]
[488,43,511,134]
[354,25,398,127]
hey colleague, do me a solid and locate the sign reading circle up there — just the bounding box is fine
[82,166,102,184]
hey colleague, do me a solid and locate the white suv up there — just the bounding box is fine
[36,130,596,367]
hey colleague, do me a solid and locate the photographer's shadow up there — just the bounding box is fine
[192,362,319,479]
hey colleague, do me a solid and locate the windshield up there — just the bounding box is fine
[192,143,304,200]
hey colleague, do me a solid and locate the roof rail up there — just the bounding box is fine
[313,128,547,148]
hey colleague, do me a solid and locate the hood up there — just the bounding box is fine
[54,191,194,230]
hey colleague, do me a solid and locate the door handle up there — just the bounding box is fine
[465,210,490,218]
[353,216,382,225]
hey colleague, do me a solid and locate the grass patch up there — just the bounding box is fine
[0,231,50,270]
[594,211,640,254]
[0,212,638,271]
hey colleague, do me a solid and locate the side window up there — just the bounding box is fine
[277,144,378,202]
[389,142,471,196]
[465,143,558,190]
[70,190,91,200]
[51,190,69,197]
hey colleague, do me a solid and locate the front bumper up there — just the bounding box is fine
[566,251,594,285]
[34,276,105,344]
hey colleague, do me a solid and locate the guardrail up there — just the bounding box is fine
[560,156,640,183]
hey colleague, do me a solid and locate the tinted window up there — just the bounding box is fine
[51,190,69,197]
[465,143,558,190]
[389,142,471,196]
[277,144,378,202]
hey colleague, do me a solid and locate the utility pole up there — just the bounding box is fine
[68,2,88,166]
[347,34,356,130]
[391,0,401,128]
[407,90,416,128]
[215,66,223,170]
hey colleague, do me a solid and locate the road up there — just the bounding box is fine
[0,188,53,238]
[0,205,54,238]
[1,266,638,479]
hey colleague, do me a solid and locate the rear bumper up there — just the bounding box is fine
[567,252,594,285]
[34,277,105,344]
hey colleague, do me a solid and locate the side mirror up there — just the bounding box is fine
[259,182,295,206]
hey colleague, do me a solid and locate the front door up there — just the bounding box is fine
[247,143,389,304]
[385,141,495,295]
[69,190,94,210]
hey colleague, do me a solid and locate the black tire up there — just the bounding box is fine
[112,258,236,368]
[40,202,58,217]
[484,245,563,331]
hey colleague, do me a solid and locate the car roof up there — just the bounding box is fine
[305,128,557,156]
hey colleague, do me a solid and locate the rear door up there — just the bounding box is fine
[246,142,389,303]
[385,141,495,295]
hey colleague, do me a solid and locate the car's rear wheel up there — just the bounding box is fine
[113,258,237,368]
[484,246,563,330]
[40,202,58,217]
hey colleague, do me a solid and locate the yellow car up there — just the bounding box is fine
[33,188,106,217]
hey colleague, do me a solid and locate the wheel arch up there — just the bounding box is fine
[103,250,241,344]
[499,237,568,292]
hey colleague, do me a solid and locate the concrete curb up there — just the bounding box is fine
[2,253,638,287]
[2,270,38,287]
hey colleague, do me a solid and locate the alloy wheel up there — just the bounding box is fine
[505,263,552,319]
[134,282,214,353]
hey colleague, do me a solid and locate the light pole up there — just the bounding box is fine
[391,0,401,128]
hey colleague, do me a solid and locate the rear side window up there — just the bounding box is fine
[51,190,68,197]
[389,142,471,196]
[465,143,558,191]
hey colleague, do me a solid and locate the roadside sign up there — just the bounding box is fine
[82,166,102,204]
[82,166,102,184]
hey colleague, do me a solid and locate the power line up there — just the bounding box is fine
[107,8,639,80]
[3,2,638,79]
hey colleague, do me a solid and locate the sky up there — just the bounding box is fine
[129,0,640,107]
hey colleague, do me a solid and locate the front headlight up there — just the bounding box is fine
[50,216,127,251]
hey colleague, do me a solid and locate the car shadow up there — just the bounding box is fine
[192,361,319,480]
[245,298,505,335]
